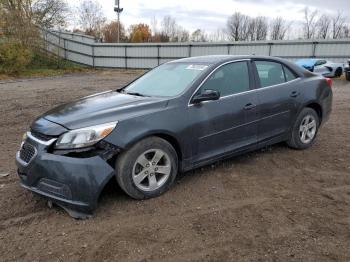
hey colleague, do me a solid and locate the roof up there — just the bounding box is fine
[168,55,309,77]
[171,55,251,64]
[170,55,290,65]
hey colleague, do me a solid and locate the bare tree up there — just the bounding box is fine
[254,16,268,40]
[332,11,346,39]
[77,0,106,38]
[175,27,190,42]
[246,16,268,41]
[208,29,229,42]
[191,29,207,42]
[226,12,250,41]
[270,17,290,40]
[160,16,189,42]
[342,25,350,38]
[161,15,177,41]
[247,18,256,41]
[316,14,331,39]
[303,7,318,39]
[31,0,69,28]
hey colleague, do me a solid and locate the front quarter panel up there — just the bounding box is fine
[104,99,190,156]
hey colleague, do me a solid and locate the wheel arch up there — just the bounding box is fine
[123,131,183,162]
[305,102,323,124]
[99,132,183,201]
[335,67,343,77]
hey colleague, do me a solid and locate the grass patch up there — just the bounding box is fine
[0,51,93,80]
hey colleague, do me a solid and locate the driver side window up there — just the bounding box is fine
[315,60,327,66]
[198,61,250,97]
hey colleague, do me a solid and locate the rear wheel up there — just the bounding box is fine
[335,67,343,77]
[287,108,320,150]
[115,137,178,199]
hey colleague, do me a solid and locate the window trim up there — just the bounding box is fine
[252,59,300,89]
[188,59,252,106]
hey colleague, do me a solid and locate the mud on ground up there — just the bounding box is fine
[0,71,349,262]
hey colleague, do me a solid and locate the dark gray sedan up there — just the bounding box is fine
[16,55,333,217]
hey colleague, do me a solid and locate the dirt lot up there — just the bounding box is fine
[0,71,349,262]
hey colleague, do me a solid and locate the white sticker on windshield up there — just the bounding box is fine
[186,65,208,71]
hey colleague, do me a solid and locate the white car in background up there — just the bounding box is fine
[295,59,344,78]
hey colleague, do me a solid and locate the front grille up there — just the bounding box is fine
[19,143,36,164]
[30,130,55,142]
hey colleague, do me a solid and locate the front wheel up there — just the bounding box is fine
[115,137,178,199]
[287,108,320,150]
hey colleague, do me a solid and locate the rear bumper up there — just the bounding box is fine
[16,137,115,217]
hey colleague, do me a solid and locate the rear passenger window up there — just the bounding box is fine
[199,61,250,97]
[255,61,285,88]
[283,66,297,82]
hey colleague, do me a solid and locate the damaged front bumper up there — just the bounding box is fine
[16,132,116,218]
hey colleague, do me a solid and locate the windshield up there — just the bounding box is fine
[123,63,209,97]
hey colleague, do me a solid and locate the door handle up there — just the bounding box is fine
[290,91,300,98]
[244,103,256,110]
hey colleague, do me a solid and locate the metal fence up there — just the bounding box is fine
[44,30,350,69]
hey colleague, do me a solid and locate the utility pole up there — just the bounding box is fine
[114,0,124,43]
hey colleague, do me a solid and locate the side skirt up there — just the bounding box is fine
[181,134,288,173]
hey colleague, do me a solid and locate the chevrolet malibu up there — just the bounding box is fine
[16,56,333,218]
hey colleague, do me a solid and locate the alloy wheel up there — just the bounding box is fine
[299,114,317,144]
[132,149,172,192]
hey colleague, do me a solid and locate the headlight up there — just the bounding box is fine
[55,122,118,149]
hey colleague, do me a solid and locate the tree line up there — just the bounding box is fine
[1,0,350,44]
[74,1,350,43]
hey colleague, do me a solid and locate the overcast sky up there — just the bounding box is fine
[80,0,349,34]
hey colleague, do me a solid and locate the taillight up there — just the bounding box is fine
[325,78,332,87]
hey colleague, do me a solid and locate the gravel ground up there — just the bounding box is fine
[0,71,349,262]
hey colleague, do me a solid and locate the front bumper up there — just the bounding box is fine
[16,133,115,217]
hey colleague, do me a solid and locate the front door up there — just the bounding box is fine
[188,60,259,165]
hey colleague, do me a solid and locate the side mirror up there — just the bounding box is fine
[192,89,220,104]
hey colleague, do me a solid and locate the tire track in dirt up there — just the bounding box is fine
[83,197,268,262]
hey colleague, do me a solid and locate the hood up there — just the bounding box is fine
[31,117,68,136]
[38,91,168,131]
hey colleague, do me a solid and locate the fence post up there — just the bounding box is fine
[227,44,230,55]
[125,46,128,69]
[57,32,61,68]
[92,45,95,68]
[64,39,67,60]
[268,43,273,56]
[312,41,318,58]
[157,45,160,66]
[188,44,192,57]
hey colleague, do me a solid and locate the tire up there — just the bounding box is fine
[287,108,320,150]
[115,137,178,199]
[335,68,343,77]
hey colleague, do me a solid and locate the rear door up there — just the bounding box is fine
[253,60,302,144]
[188,60,259,164]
